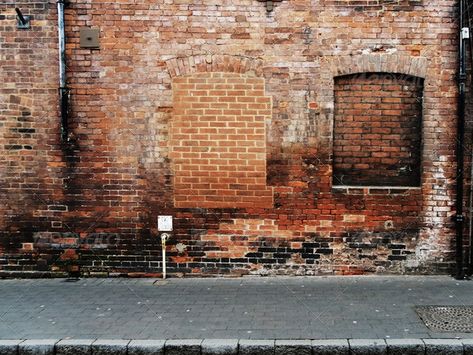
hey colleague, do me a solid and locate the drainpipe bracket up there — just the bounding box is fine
[16,15,30,29]
[453,214,466,223]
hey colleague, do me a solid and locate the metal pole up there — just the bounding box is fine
[468,149,473,276]
[161,233,169,279]
[465,0,473,277]
[57,1,66,88]
[455,0,467,280]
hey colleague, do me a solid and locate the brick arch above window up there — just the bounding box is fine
[314,54,430,158]
[165,54,264,78]
[328,54,428,79]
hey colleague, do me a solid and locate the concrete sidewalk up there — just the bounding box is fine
[0,276,473,353]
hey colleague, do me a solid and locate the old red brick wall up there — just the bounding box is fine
[333,73,423,187]
[0,0,463,276]
[0,0,66,270]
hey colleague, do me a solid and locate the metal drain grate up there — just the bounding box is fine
[415,305,473,332]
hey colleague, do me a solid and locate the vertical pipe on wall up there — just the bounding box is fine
[469,150,473,276]
[467,0,473,277]
[455,0,467,280]
[57,0,69,142]
[57,0,66,88]
[161,233,169,279]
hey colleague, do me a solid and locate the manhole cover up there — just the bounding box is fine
[415,305,473,332]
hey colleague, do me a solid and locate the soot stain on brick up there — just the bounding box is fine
[343,229,419,262]
[0,213,35,252]
[244,234,333,267]
[267,158,290,185]
[62,135,81,199]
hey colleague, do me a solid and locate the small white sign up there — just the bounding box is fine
[158,215,173,232]
[463,27,470,39]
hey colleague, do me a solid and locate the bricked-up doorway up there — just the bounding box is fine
[333,72,424,187]
[170,72,273,208]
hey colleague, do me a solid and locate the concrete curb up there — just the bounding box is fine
[385,339,425,355]
[165,339,202,355]
[56,339,95,355]
[202,339,239,355]
[349,339,387,355]
[275,340,312,355]
[18,339,57,355]
[238,339,274,355]
[464,339,473,355]
[423,339,464,355]
[311,339,349,355]
[0,340,22,355]
[2,338,473,355]
[127,340,165,355]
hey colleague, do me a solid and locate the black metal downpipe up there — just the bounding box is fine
[455,0,468,280]
[59,87,70,142]
[14,8,27,26]
[465,0,473,277]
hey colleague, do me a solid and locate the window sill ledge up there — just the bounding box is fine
[332,185,421,195]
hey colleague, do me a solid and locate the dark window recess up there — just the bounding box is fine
[333,72,423,187]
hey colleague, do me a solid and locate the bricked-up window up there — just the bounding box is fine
[333,73,423,187]
[170,72,273,208]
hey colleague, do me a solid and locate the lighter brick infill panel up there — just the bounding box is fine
[170,72,273,208]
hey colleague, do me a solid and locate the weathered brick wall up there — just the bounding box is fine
[0,0,464,276]
[0,0,65,270]
[333,72,423,186]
